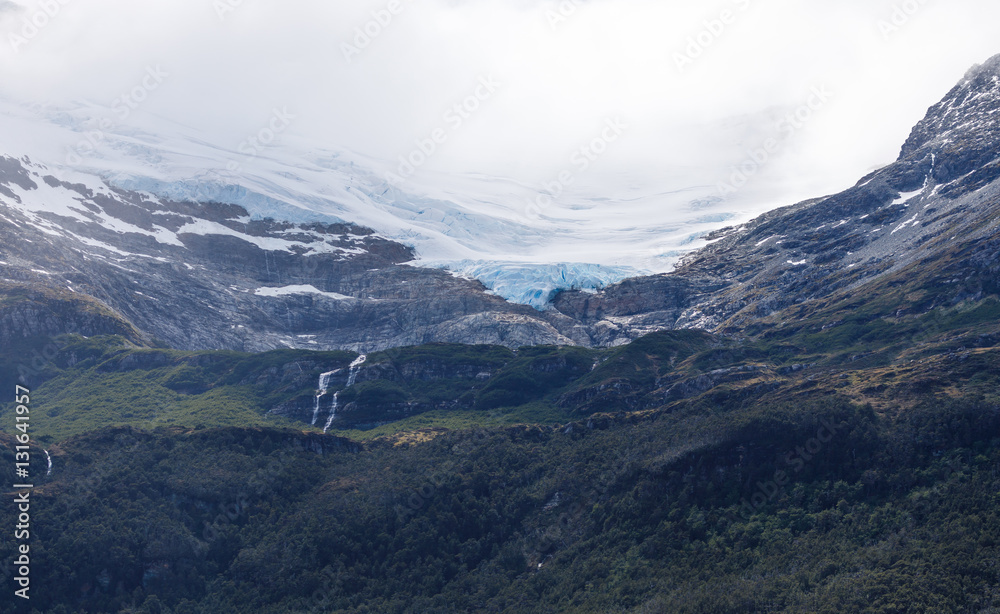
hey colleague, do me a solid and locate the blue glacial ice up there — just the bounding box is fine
[440,260,645,310]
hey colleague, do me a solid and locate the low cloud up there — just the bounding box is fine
[1,0,999,248]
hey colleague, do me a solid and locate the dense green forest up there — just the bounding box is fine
[2,240,1000,613]
[2,375,999,612]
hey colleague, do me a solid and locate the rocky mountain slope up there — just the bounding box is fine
[2,56,999,356]
[553,54,1000,344]
[0,159,588,352]
[2,56,998,358]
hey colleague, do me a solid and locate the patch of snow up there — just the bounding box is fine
[68,232,140,257]
[755,235,782,247]
[891,214,920,235]
[892,189,924,206]
[175,218,364,256]
[254,284,354,300]
[2,164,186,247]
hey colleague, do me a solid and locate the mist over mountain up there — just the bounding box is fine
[2,0,999,309]
[3,54,999,352]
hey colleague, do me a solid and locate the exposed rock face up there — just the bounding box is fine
[551,274,730,345]
[0,160,583,351]
[899,54,1000,196]
[0,283,142,347]
[268,347,513,428]
[552,54,1000,339]
[2,55,1000,354]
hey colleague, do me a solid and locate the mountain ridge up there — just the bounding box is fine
[1,55,999,357]
[552,53,1000,344]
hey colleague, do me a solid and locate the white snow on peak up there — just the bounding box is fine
[0,167,185,246]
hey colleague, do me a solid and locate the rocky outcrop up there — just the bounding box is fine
[0,283,144,347]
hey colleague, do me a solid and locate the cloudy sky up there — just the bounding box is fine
[2,0,1000,276]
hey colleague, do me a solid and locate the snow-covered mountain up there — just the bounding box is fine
[0,148,620,351]
[0,95,760,308]
[2,54,998,355]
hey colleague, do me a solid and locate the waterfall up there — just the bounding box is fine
[311,370,339,426]
[323,354,366,433]
[323,391,341,432]
[347,354,367,385]
[44,449,52,477]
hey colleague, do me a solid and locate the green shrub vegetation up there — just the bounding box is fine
[2,248,999,612]
[1,391,998,613]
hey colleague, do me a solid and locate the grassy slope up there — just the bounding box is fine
[4,284,999,443]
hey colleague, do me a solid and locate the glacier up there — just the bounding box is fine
[112,175,345,226]
[434,261,646,309]
[0,96,771,309]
